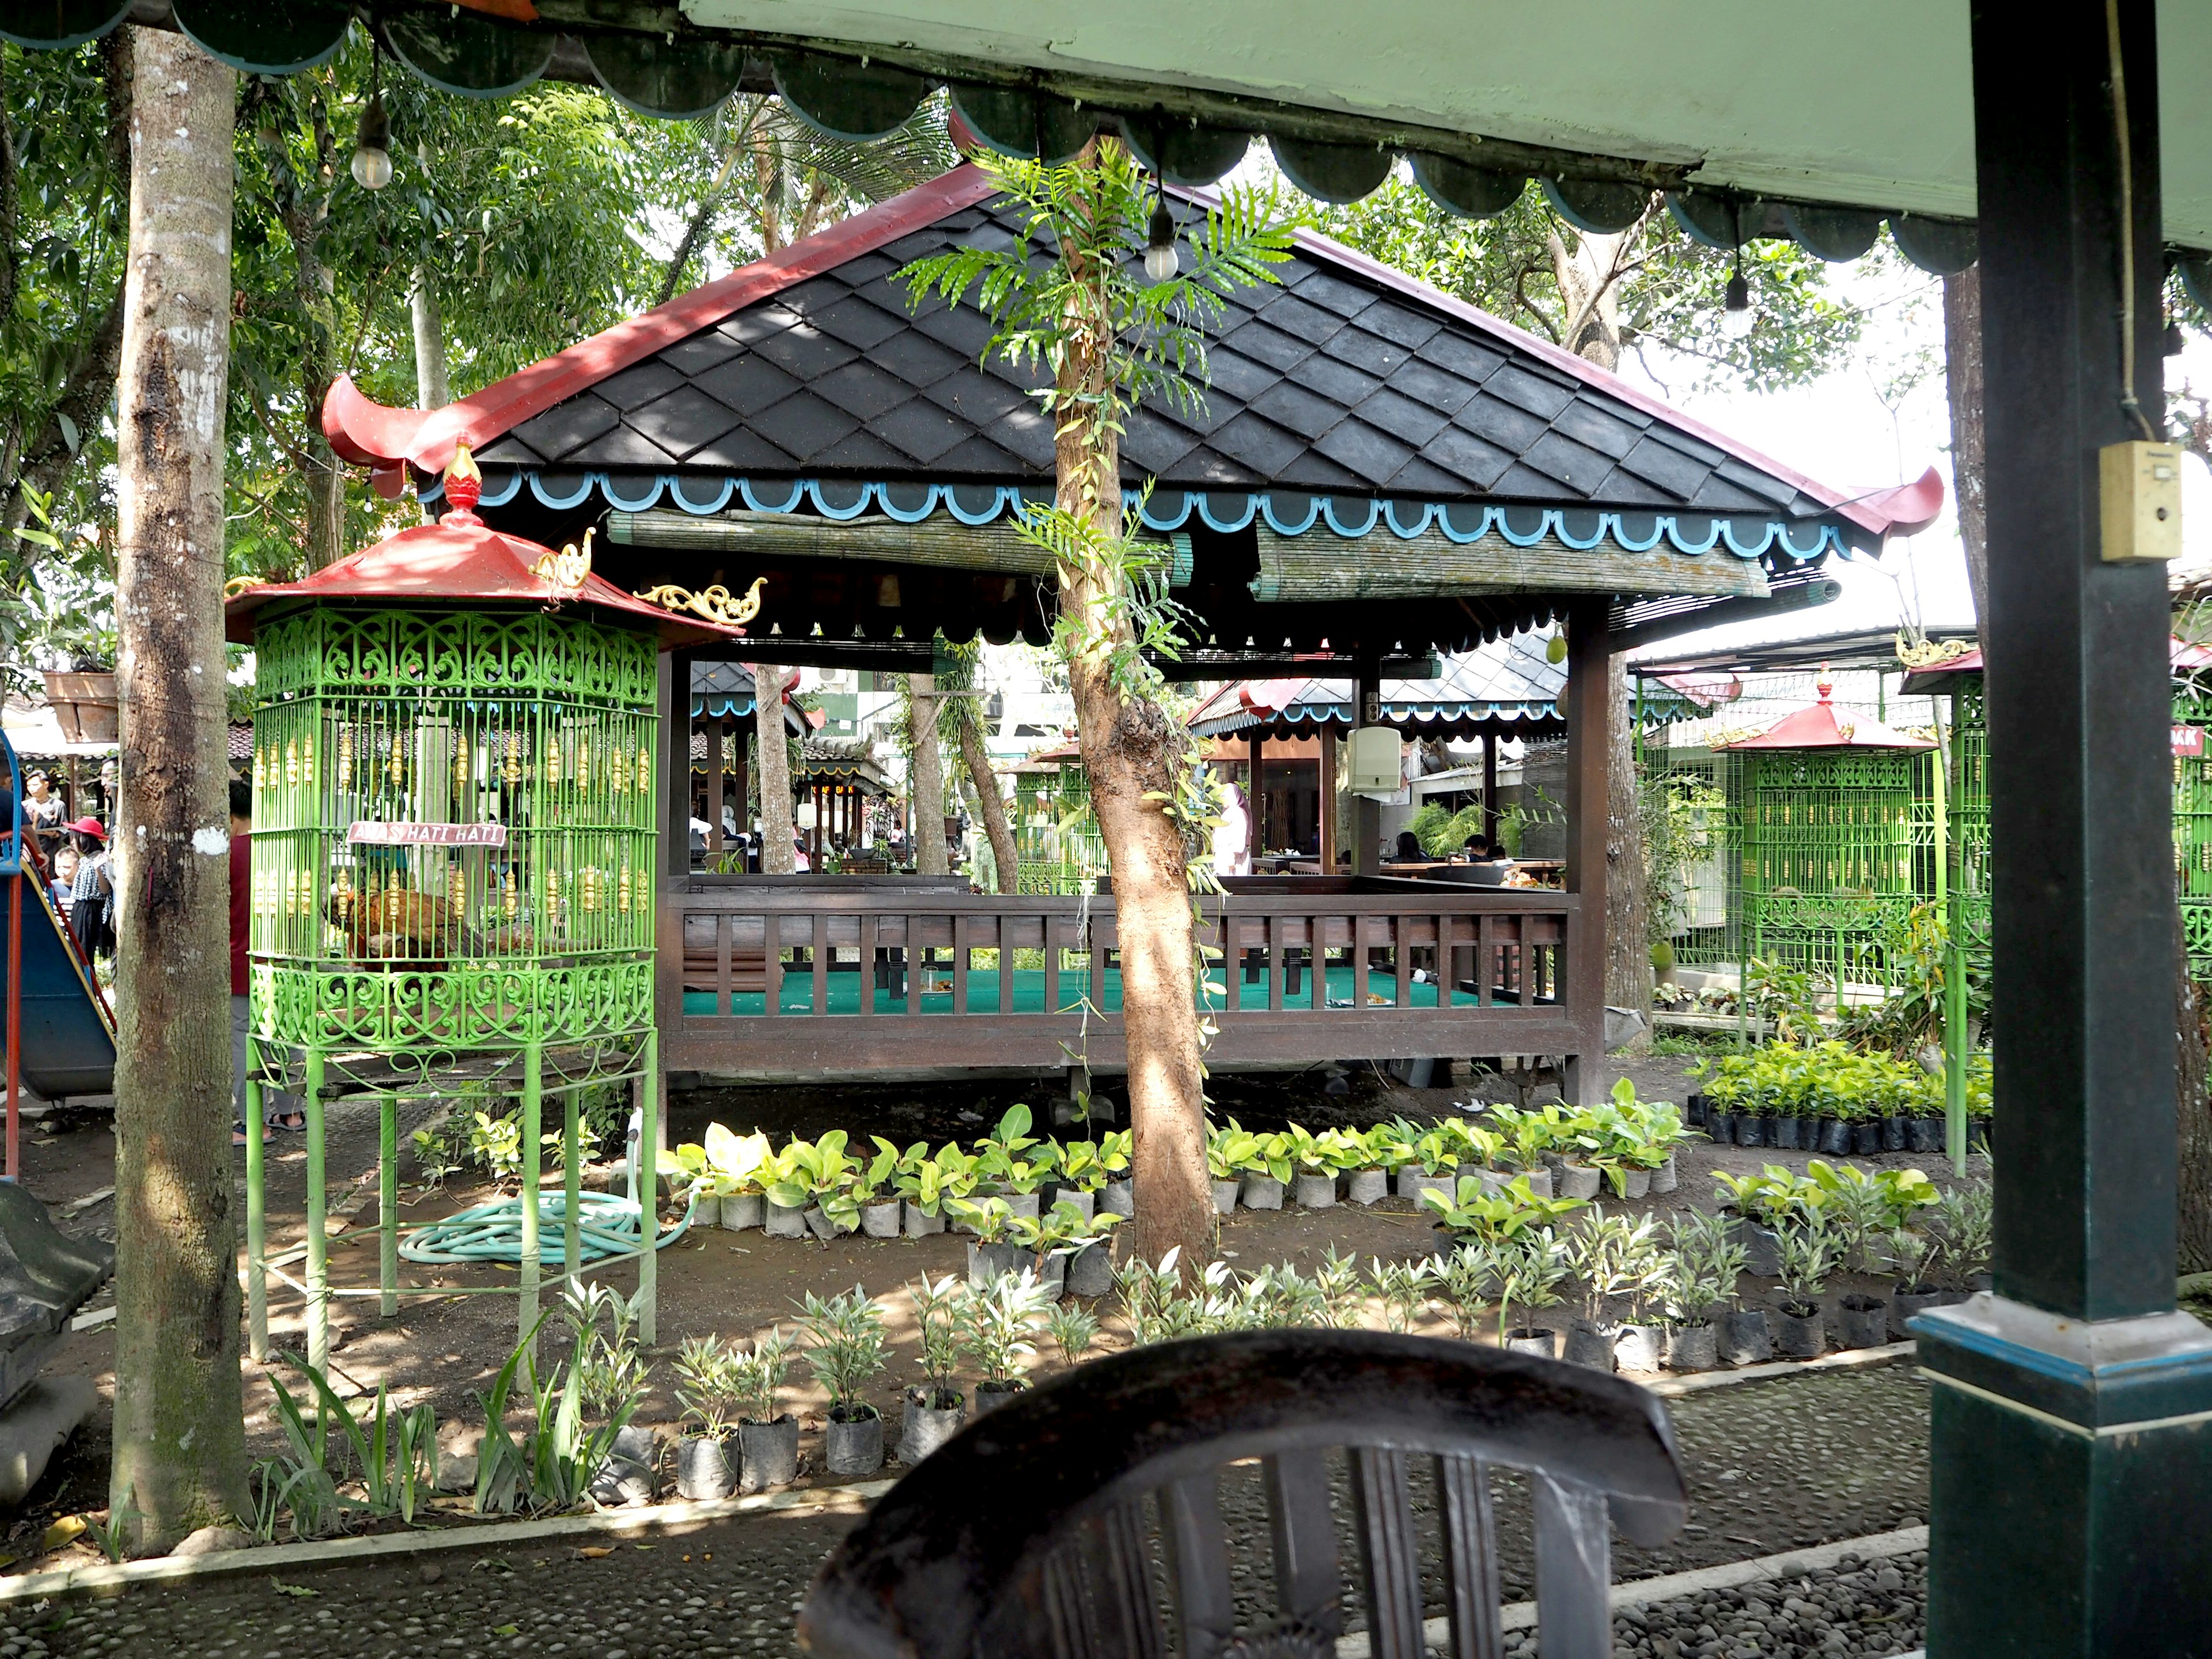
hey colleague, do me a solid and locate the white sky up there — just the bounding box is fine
[1615,256,2212,662]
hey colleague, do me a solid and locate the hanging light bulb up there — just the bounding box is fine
[1143,180,1179,283]
[1722,251,1756,340]
[351,54,392,191]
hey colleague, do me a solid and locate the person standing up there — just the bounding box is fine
[21,770,64,853]
[229,781,302,1144]
[65,818,113,963]
[1211,781,1253,878]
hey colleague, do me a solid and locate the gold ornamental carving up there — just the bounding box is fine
[632,577,766,629]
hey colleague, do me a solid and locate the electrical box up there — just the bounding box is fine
[2100,440,2184,563]
[1347,726,1403,792]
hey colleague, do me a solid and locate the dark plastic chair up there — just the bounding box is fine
[798,1329,1687,1659]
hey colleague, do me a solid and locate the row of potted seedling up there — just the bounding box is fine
[1416,1162,1991,1372]
[1208,1078,1696,1214]
[595,1166,1998,1514]
[668,1107,1136,1244]
[1688,1041,1993,1156]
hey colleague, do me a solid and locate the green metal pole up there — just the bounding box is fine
[639,1032,658,1345]
[304,1048,327,1374]
[1944,688,1969,1176]
[245,1059,267,1365]
[520,1045,541,1351]
[378,1093,399,1318]
[563,1085,582,1286]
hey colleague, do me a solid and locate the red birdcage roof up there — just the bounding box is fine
[224,465,743,650]
[1718,675,1935,751]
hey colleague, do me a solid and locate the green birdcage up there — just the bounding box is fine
[1013,756,1108,895]
[1715,677,1940,1001]
[224,452,744,1366]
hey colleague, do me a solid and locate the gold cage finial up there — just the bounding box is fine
[529,525,594,591]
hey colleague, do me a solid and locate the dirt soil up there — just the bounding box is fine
[4,1051,1964,1582]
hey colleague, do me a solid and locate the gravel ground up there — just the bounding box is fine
[11,1541,1931,1659]
[1503,1550,1928,1659]
[17,1363,1927,1658]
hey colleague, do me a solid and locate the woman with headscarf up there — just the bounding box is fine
[1212,781,1253,878]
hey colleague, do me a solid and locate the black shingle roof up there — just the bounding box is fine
[475,188,1840,523]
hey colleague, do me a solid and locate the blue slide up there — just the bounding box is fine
[0,732,115,1101]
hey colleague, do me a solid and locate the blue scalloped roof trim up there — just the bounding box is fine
[442,470,1856,562]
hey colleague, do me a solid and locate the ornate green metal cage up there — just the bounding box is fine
[1733,746,1936,990]
[247,604,659,1071]
[222,461,744,1372]
[1014,760,1108,895]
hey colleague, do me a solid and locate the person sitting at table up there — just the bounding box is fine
[1463,833,1505,863]
[1391,830,1423,862]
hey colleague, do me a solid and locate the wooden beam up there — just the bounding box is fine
[1250,527,1772,603]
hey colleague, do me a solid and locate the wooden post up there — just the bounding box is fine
[1353,658,1382,876]
[729,724,749,859]
[1482,733,1499,850]
[1562,602,1611,1104]
[1918,7,2212,1652]
[704,707,725,858]
[1317,732,1338,870]
[1248,732,1266,850]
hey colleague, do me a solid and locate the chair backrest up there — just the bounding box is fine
[799,1330,1685,1659]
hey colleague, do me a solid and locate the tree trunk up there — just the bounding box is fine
[751,664,795,874]
[1053,352,1211,1277]
[108,27,249,1551]
[411,266,450,410]
[957,715,1019,893]
[906,675,949,876]
[1553,247,1651,1040]
[1942,268,1989,635]
[2177,914,2212,1273]
[1604,654,1653,1029]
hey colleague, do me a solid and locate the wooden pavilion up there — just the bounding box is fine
[1187,631,1569,866]
[321,162,1937,1092]
[16,0,2209,1634]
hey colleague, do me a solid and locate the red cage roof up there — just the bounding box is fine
[1719,676,1934,751]
[225,497,743,650]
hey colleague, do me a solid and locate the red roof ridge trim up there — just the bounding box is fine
[323,165,1002,477]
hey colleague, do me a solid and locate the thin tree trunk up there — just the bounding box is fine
[109,26,249,1551]
[1943,268,1988,636]
[906,675,949,876]
[410,266,449,410]
[957,714,1019,893]
[1555,248,1650,1040]
[751,664,795,874]
[1054,323,1210,1276]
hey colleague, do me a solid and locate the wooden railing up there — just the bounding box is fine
[655,875,1596,1081]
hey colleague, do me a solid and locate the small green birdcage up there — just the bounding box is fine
[1716,677,1939,1001]
[225,450,746,1368]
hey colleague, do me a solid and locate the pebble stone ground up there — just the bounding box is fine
[12,1368,1930,1659]
[1503,1553,1927,1659]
